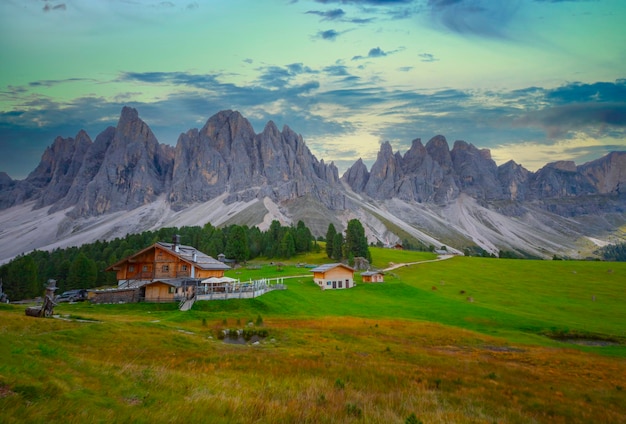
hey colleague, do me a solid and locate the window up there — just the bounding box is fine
[181,265,188,271]
[129,265,135,272]
[339,281,343,288]
[327,281,331,286]
[169,286,175,294]
[162,265,169,272]
[142,265,148,272]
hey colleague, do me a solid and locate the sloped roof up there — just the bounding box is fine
[106,242,230,271]
[156,242,231,271]
[310,263,354,273]
[361,271,383,276]
[145,278,198,288]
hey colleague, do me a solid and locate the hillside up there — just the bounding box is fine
[1,107,625,262]
[1,254,625,423]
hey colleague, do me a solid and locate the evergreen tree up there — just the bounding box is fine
[325,223,337,258]
[6,255,39,300]
[67,252,98,290]
[224,225,249,263]
[295,220,312,253]
[332,232,344,261]
[280,231,296,258]
[345,219,371,262]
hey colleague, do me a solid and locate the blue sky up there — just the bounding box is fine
[1,0,625,179]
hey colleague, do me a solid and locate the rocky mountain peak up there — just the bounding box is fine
[425,135,453,169]
[546,161,577,173]
[342,158,370,192]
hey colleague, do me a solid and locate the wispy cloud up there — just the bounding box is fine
[418,53,438,62]
[316,29,342,40]
[42,2,66,13]
[306,8,346,20]
[352,46,388,60]
[427,0,521,38]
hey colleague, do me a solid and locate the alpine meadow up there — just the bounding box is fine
[2,1,626,423]
[1,247,625,423]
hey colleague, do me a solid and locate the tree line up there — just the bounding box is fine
[0,219,371,301]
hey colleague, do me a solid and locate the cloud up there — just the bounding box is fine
[368,47,387,57]
[352,46,388,60]
[516,103,626,138]
[418,53,438,62]
[314,0,413,4]
[427,0,521,38]
[511,80,626,138]
[316,29,341,40]
[3,67,625,179]
[306,8,346,20]
[42,2,66,12]
[28,78,92,88]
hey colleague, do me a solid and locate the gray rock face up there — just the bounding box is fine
[169,110,344,210]
[68,107,174,217]
[451,140,502,200]
[497,160,531,202]
[344,135,462,204]
[1,106,345,216]
[2,106,625,230]
[343,135,626,211]
[342,158,369,193]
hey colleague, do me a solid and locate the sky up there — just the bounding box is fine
[1,0,625,179]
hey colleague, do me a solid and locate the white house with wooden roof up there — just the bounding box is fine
[310,263,355,290]
[105,236,230,302]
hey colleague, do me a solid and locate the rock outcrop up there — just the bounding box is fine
[343,135,626,209]
[1,107,344,217]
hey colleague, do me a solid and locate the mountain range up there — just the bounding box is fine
[1,106,624,262]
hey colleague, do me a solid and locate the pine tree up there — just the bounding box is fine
[332,232,344,261]
[6,255,40,300]
[325,223,337,258]
[225,225,250,263]
[67,252,98,290]
[280,231,296,259]
[295,220,312,253]
[345,219,371,262]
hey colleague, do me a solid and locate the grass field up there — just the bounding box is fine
[1,249,625,423]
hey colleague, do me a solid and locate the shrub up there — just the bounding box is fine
[405,413,423,424]
[346,402,362,418]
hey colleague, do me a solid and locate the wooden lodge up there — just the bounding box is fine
[102,236,230,303]
[311,263,355,290]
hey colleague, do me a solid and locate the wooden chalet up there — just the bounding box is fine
[361,270,384,283]
[105,236,230,302]
[311,263,355,290]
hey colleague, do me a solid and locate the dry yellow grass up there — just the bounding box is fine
[1,305,624,423]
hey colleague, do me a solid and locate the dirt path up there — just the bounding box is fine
[383,254,454,271]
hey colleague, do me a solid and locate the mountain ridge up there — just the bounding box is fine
[1,107,624,262]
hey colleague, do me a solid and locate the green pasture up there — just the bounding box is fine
[53,251,626,356]
[2,251,626,423]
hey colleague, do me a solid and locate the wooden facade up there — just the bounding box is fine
[105,241,230,302]
[311,263,355,290]
[107,242,229,283]
[361,271,384,283]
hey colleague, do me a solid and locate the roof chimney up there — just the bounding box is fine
[172,234,180,253]
[192,251,197,262]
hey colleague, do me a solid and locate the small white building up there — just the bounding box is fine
[310,263,355,290]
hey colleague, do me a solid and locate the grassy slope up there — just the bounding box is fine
[1,250,625,423]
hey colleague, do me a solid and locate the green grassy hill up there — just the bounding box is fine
[1,250,625,423]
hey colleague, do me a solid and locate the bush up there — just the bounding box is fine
[405,413,423,424]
